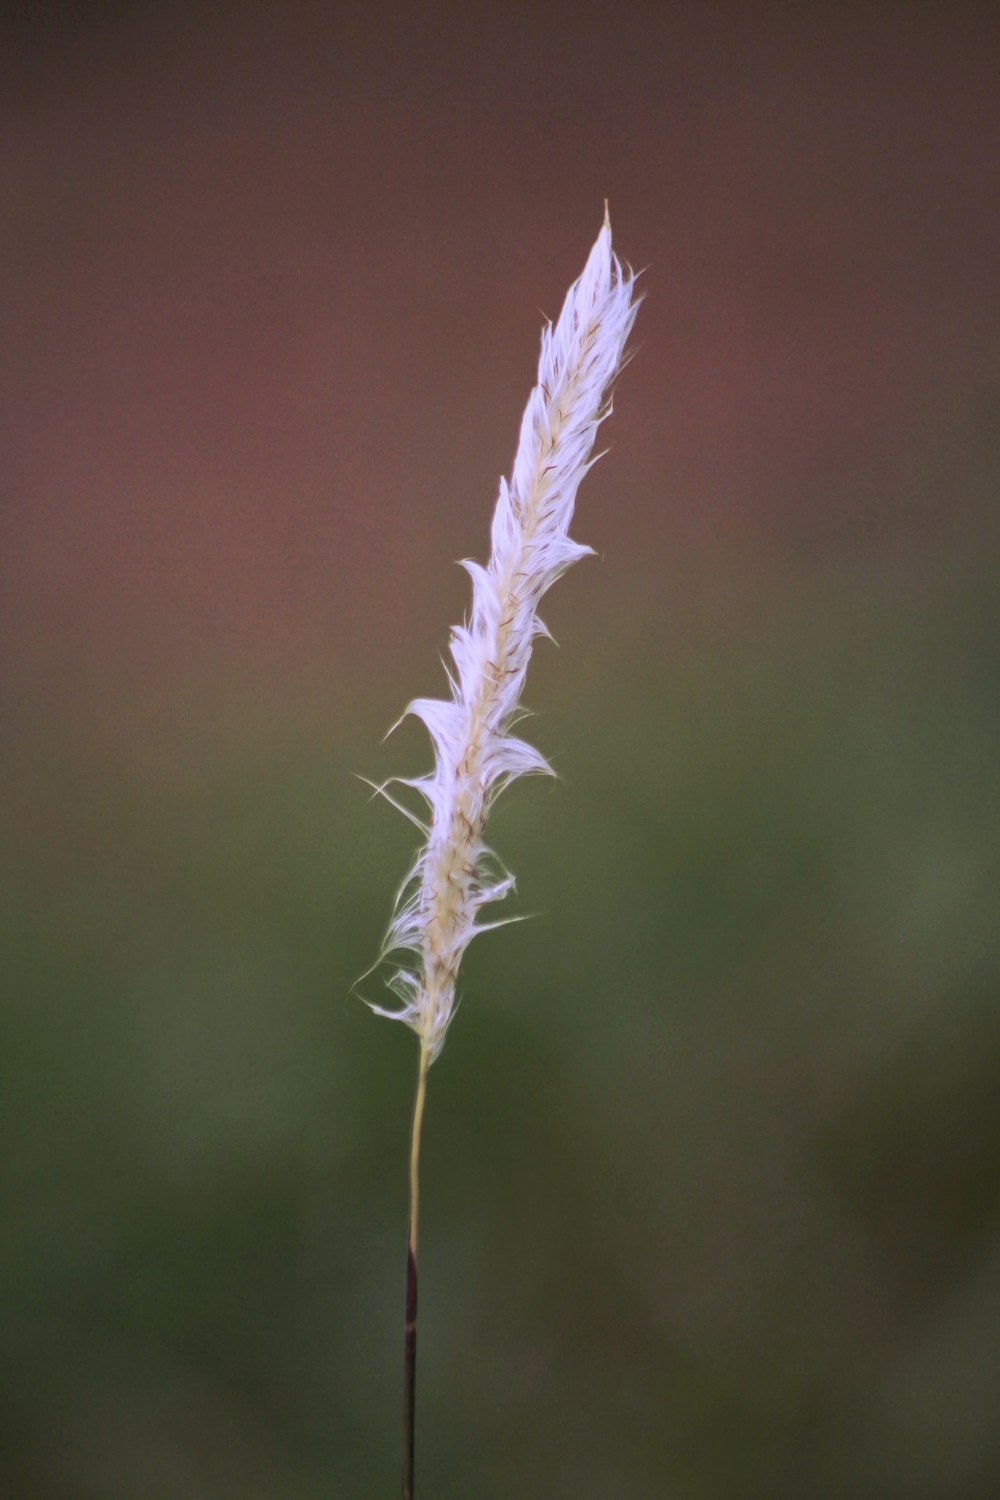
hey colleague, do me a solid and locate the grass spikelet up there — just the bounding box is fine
[371,205,639,1064]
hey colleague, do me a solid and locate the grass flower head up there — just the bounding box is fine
[370,208,639,1065]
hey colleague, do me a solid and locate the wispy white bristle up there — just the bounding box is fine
[370,212,639,1062]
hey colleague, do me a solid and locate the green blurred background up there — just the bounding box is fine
[3,3,999,1496]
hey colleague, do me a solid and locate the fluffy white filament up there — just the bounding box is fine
[370,209,639,1062]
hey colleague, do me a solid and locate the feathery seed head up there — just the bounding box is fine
[369,213,639,1062]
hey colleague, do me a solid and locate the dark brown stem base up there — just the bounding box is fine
[403,1237,418,1500]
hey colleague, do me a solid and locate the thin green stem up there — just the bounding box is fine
[403,1040,430,1500]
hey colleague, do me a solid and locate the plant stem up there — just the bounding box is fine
[403,1040,430,1500]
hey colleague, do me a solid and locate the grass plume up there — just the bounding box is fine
[370,207,638,1060]
[367,206,639,1498]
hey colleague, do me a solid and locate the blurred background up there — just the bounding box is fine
[3,3,999,1496]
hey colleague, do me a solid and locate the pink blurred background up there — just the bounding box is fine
[5,2,997,709]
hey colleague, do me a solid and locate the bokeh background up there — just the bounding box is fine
[3,3,999,1496]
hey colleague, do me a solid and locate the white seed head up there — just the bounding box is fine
[369,211,639,1062]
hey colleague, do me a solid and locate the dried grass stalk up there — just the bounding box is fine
[367,207,639,1500]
